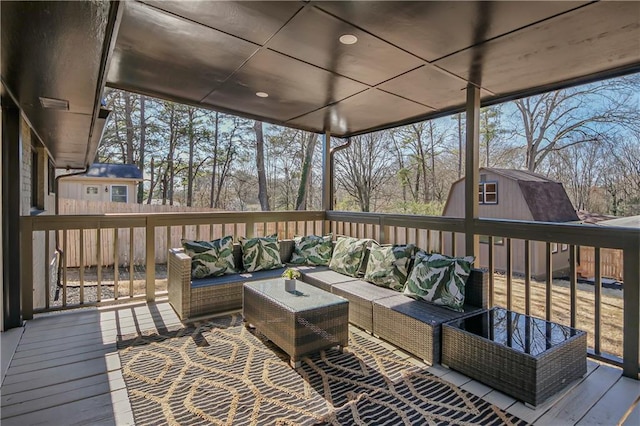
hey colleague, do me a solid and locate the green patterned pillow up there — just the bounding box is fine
[364,243,417,291]
[403,251,474,312]
[182,236,237,279]
[289,234,333,266]
[329,236,371,277]
[239,234,284,272]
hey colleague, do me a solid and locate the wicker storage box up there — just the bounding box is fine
[442,307,587,407]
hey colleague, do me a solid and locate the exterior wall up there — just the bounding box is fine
[21,117,56,310]
[444,171,570,277]
[59,178,138,203]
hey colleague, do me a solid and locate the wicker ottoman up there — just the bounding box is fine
[243,278,349,367]
[373,295,483,365]
[442,307,587,407]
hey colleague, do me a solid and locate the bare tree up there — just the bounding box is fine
[335,132,394,212]
[296,132,318,210]
[513,79,637,172]
[253,121,270,211]
[137,95,146,203]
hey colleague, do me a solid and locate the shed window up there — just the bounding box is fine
[479,182,498,204]
[86,186,98,195]
[111,185,128,203]
[479,235,504,245]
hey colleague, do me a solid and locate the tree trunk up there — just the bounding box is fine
[186,108,195,207]
[457,113,463,178]
[253,121,270,211]
[146,157,154,204]
[209,112,219,208]
[137,95,146,203]
[124,92,135,164]
[295,133,318,210]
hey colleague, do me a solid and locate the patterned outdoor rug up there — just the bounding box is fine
[117,314,526,425]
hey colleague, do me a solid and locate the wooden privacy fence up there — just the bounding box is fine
[59,198,229,267]
[577,247,623,281]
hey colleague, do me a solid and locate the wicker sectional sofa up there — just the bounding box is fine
[167,239,488,365]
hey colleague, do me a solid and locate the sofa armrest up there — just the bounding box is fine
[465,268,489,310]
[168,247,192,320]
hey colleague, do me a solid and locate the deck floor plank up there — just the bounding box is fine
[1,372,126,419]
[1,353,120,392]
[622,398,639,426]
[577,376,640,425]
[0,388,131,426]
[534,363,622,426]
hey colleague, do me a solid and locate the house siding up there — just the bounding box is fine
[20,117,56,310]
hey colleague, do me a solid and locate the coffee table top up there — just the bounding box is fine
[244,278,347,312]
[446,307,584,357]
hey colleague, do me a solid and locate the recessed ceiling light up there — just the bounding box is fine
[256,91,269,98]
[339,34,358,45]
[39,96,69,110]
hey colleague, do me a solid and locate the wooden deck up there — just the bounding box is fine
[1,300,638,425]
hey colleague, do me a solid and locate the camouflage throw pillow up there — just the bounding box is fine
[364,243,417,291]
[289,234,333,266]
[403,251,474,312]
[329,236,371,277]
[239,234,284,272]
[182,236,237,279]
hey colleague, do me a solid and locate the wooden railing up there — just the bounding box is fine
[20,211,325,313]
[20,210,639,379]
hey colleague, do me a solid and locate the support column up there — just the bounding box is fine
[464,84,480,259]
[622,245,640,379]
[321,132,331,211]
[2,105,23,328]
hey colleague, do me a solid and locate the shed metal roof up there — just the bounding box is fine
[80,163,143,180]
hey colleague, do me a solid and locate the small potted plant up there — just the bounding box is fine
[282,268,300,292]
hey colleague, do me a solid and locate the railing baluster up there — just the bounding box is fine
[569,244,577,328]
[594,247,602,355]
[146,217,156,302]
[45,230,50,310]
[488,236,494,307]
[97,227,102,303]
[546,242,553,322]
[506,237,512,311]
[197,224,201,240]
[114,228,119,300]
[439,231,444,254]
[426,230,431,253]
[451,232,457,257]
[62,229,67,307]
[524,239,531,316]
[129,227,134,298]
[80,229,85,304]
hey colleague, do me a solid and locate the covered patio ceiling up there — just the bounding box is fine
[2,1,640,169]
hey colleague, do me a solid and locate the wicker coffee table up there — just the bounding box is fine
[243,278,349,368]
[442,307,586,407]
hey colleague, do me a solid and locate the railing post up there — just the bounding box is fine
[145,216,156,302]
[20,217,34,320]
[622,246,640,379]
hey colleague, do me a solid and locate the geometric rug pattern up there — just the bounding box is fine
[117,314,526,425]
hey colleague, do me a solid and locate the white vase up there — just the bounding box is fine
[285,279,296,292]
